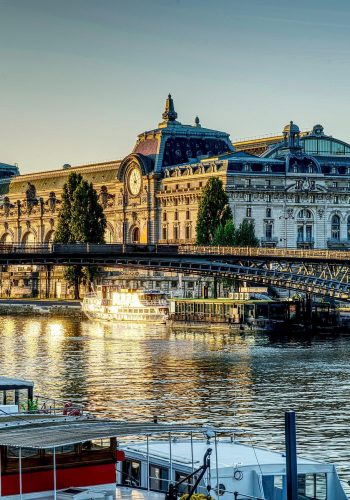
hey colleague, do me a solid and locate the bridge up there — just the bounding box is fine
[1,243,350,301]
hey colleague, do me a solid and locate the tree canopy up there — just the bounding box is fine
[54,172,106,298]
[54,172,106,244]
[235,219,259,247]
[196,177,232,244]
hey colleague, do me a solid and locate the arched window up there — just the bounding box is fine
[331,215,340,241]
[297,209,313,220]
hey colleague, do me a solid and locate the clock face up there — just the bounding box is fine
[128,167,142,196]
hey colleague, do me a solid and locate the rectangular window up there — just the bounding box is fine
[162,227,167,240]
[266,208,271,218]
[334,195,339,204]
[265,179,271,187]
[174,211,178,221]
[310,195,316,203]
[174,226,179,240]
[266,194,271,203]
[333,181,338,188]
[295,195,300,203]
[247,193,252,202]
[175,471,192,494]
[163,212,167,222]
[122,460,141,487]
[186,210,190,220]
[246,207,252,218]
[246,179,251,186]
[265,224,272,240]
[297,225,304,242]
[306,225,312,242]
[185,226,191,239]
[149,464,169,492]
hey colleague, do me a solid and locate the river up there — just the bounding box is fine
[0,315,349,489]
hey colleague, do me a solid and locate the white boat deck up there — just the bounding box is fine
[4,486,165,500]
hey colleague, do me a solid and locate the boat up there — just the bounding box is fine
[119,433,348,500]
[0,377,347,499]
[82,287,169,324]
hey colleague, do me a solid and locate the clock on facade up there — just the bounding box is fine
[128,166,142,196]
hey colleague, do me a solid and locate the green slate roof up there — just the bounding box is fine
[5,162,120,196]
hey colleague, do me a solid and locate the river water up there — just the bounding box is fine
[0,315,349,489]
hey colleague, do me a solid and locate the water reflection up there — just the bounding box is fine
[0,316,349,485]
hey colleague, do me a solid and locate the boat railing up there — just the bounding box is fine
[233,493,264,500]
[25,394,86,416]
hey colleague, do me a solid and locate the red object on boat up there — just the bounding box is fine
[2,463,116,496]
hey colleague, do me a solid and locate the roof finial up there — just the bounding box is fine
[195,116,201,128]
[162,93,178,122]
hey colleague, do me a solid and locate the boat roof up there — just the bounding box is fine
[122,439,325,469]
[0,376,33,390]
[0,416,236,449]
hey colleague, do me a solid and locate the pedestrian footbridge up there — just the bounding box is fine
[0,243,350,301]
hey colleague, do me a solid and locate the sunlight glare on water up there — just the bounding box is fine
[0,315,349,487]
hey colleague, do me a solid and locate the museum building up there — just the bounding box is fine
[1,95,350,296]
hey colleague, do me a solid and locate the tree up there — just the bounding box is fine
[212,219,236,246]
[235,219,259,247]
[196,177,232,244]
[70,180,106,243]
[54,173,82,244]
[54,172,106,299]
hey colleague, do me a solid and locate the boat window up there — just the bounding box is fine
[149,464,169,492]
[121,459,141,487]
[46,445,76,454]
[175,471,192,494]
[82,439,110,450]
[7,446,38,458]
[263,474,327,500]
[298,473,327,500]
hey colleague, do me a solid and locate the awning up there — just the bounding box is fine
[0,418,237,449]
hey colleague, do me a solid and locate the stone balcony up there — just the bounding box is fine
[327,238,350,249]
[297,238,315,249]
[260,236,278,247]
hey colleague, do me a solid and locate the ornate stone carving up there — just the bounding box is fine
[47,192,57,213]
[25,183,38,214]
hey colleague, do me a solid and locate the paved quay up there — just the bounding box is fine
[0,298,82,315]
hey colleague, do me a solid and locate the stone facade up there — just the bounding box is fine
[1,96,350,258]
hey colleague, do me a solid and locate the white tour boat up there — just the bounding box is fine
[82,287,169,324]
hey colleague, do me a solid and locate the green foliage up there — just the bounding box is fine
[196,177,232,244]
[54,173,83,244]
[235,219,259,247]
[70,181,106,243]
[54,172,106,298]
[212,219,236,246]
[20,398,39,413]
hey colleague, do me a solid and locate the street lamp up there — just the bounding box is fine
[279,209,295,248]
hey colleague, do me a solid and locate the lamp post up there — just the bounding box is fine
[279,209,295,248]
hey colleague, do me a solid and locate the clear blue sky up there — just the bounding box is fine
[1,0,350,173]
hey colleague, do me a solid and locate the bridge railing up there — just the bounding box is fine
[179,245,350,261]
[0,243,51,253]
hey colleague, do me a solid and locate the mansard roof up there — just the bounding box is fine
[131,94,233,173]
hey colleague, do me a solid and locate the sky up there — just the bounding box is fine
[1,0,350,174]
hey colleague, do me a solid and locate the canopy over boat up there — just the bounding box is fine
[0,416,236,449]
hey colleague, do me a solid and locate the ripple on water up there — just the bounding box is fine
[0,316,349,486]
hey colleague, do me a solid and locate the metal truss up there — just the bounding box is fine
[118,256,350,301]
[1,244,350,301]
